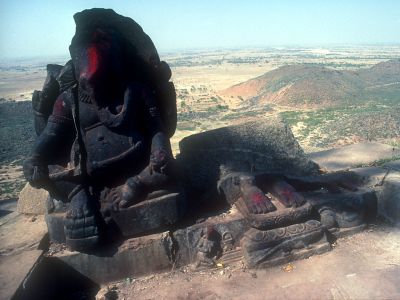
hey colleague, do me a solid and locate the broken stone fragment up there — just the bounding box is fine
[17,183,49,215]
[241,220,331,268]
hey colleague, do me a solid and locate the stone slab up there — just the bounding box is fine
[305,188,377,222]
[0,208,47,300]
[0,250,43,300]
[382,159,400,171]
[0,213,47,256]
[255,241,331,269]
[309,142,400,172]
[49,231,174,284]
[351,166,400,226]
[330,224,367,239]
[376,171,400,226]
[46,192,186,243]
[17,183,48,215]
[350,166,389,187]
[112,192,185,237]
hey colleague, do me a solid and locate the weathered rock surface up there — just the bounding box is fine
[383,159,400,171]
[49,231,174,284]
[17,183,48,215]
[0,249,43,300]
[241,220,331,268]
[351,161,400,226]
[309,142,400,172]
[375,171,400,226]
[113,226,400,300]
[178,117,319,200]
[310,144,400,226]
[112,192,185,237]
[351,166,389,187]
[0,212,47,300]
[306,188,377,237]
[173,208,249,267]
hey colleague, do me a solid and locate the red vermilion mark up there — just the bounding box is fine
[53,97,67,116]
[87,46,100,77]
[80,46,100,79]
[251,192,265,205]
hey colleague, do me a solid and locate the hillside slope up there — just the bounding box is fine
[222,59,400,108]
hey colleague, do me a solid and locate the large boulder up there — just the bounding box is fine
[177,117,320,200]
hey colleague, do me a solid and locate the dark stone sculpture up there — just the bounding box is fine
[22,9,378,272]
[241,220,330,268]
[177,118,320,208]
[193,226,222,268]
[24,8,181,252]
[179,123,377,268]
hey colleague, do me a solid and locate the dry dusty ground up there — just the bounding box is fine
[98,223,400,300]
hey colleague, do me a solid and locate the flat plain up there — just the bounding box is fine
[1,45,400,200]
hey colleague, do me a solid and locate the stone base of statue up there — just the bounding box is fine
[111,190,186,237]
[43,118,378,276]
[45,190,186,244]
[241,220,331,268]
[37,176,378,294]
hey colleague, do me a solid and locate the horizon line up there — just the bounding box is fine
[1,43,400,62]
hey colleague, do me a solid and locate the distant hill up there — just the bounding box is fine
[221,60,400,108]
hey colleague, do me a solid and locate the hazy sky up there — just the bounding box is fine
[0,0,399,59]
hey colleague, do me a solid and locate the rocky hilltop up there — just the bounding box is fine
[222,59,400,108]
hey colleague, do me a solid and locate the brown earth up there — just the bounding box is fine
[221,59,400,108]
[99,223,400,300]
[1,48,400,199]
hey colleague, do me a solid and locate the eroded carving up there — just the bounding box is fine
[24,8,182,252]
[241,220,329,268]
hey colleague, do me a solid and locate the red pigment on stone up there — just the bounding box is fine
[252,192,265,204]
[86,46,100,77]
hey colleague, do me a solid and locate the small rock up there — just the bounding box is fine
[282,263,294,272]
[17,183,48,215]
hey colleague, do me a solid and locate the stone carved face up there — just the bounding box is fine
[71,28,124,106]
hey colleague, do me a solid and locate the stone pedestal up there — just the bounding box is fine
[48,232,174,284]
[112,192,185,237]
[46,192,185,243]
[241,220,331,268]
